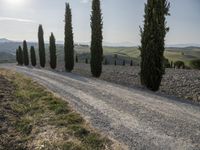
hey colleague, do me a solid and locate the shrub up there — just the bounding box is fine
[174,61,185,69]
[189,59,200,69]
[164,58,171,68]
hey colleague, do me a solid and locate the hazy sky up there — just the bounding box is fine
[0,0,199,45]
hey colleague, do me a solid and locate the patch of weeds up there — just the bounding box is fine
[68,125,90,138]
[50,113,83,127]
[83,133,108,149]
[66,113,84,124]
[15,118,33,135]
[48,100,70,115]
[10,102,28,115]
[28,90,42,100]
[62,142,85,150]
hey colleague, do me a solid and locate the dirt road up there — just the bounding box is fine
[2,64,200,150]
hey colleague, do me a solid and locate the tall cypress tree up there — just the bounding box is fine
[90,0,103,77]
[140,0,170,91]
[64,3,74,72]
[23,40,29,66]
[18,46,23,65]
[16,48,19,64]
[30,46,37,67]
[38,24,46,68]
[49,33,57,69]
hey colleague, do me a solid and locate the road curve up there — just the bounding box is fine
[1,65,200,150]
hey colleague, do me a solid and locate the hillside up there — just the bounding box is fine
[0,40,200,67]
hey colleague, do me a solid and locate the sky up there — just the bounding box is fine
[0,0,199,46]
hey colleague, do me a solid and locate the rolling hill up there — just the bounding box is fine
[0,39,200,67]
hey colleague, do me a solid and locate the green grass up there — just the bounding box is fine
[0,69,113,150]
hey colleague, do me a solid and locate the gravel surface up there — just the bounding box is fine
[1,64,200,150]
[72,63,200,103]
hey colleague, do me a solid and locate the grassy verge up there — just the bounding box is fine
[0,69,115,150]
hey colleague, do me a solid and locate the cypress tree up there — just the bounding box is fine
[64,3,74,72]
[23,40,29,66]
[38,24,46,68]
[49,33,57,69]
[18,46,23,65]
[30,46,37,67]
[140,0,170,91]
[130,60,133,66]
[90,0,103,77]
[114,60,117,66]
[16,48,19,64]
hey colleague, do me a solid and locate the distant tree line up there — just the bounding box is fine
[16,0,173,92]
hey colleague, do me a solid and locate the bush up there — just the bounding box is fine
[174,61,185,69]
[163,58,171,68]
[189,59,200,69]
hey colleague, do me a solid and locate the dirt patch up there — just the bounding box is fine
[0,75,26,149]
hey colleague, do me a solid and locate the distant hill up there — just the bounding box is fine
[0,38,12,43]
[0,52,15,63]
[0,38,200,67]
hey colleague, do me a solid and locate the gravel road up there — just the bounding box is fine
[1,64,200,150]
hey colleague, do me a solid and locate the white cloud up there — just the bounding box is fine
[0,17,36,23]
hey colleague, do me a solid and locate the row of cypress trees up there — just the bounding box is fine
[64,0,103,77]
[16,0,170,92]
[16,0,103,77]
[16,31,57,70]
[16,42,37,67]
